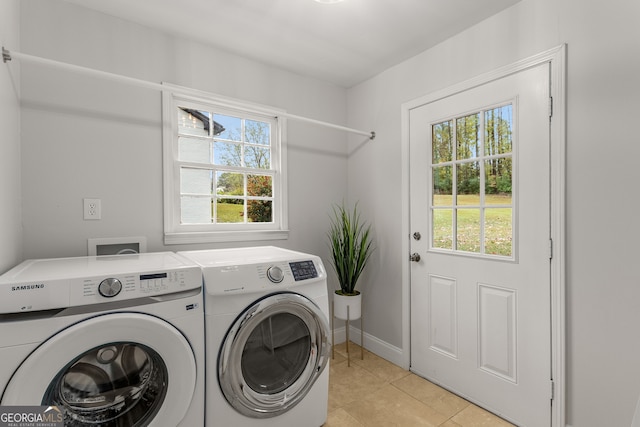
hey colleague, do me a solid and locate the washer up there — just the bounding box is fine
[0,252,205,427]
[179,246,331,427]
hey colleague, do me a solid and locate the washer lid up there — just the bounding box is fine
[0,252,197,282]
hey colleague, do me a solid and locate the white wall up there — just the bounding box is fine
[18,0,348,269]
[347,0,640,426]
[0,0,22,273]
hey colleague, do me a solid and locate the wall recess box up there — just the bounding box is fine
[88,236,147,256]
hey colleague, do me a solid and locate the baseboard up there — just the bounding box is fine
[331,325,406,369]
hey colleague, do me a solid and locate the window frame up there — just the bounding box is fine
[162,86,288,244]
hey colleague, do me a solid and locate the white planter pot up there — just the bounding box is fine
[333,291,362,320]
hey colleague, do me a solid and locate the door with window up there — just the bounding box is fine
[410,63,551,426]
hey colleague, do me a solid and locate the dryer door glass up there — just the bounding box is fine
[42,342,168,426]
[241,312,311,394]
[219,292,330,418]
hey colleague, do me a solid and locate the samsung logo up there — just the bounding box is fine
[11,284,45,291]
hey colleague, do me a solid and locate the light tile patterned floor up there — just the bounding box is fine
[324,342,516,427]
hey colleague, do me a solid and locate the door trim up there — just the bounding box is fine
[400,44,566,427]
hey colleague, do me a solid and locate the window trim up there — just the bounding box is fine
[162,84,288,244]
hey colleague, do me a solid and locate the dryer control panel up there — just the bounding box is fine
[256,260,321,285]
[179,246,327,296]
[200,258,325,296]
[289,260,318,281]
[265,260,318,284]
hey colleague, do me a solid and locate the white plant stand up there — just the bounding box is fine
[331,294,364,367]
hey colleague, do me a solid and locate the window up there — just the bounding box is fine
[163,89,287,244]
[431,102,514,258]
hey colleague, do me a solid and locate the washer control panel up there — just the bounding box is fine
[79,268,195,303]
[0,252,202,314]
[70,267,201,306]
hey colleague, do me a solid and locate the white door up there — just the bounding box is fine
[410,63,551,426]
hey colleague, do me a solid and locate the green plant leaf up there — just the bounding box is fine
[327,202,375,294]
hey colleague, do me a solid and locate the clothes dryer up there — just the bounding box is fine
[0,252,205,427]
[179,246,330,427]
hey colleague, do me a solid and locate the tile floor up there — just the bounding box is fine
[325,342,515,427]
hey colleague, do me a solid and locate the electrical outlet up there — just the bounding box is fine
[83,198,102,220]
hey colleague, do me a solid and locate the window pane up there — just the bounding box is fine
[456,113,480,160]
[485,105,513,156]
[457,161,480,204]
[428,104,515,258]
[181,196,211,224]
[432,166,452,206]
[245,146,270,169]
[178,108,211,137]
[485,157,512,204]
[214,141,242,167]
[213,114,242,141]
[432,120,452,164]
[247,175,272,197]
[245,120,270,146]
[433,209,453,249]
[168,93,285,242]
[485,208,513,256]
[180,168,212,194]
[216,172,244,197]
[179,137,211,163]
[248,200,273,223]
[216,199,244,223]
[457,208,480,253]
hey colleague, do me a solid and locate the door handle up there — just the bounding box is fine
[410,252,421,262]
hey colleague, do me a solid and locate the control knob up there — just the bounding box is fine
[266,266,284,283]
[99,278,122,298]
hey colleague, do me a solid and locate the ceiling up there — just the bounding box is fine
[63,0,520,88]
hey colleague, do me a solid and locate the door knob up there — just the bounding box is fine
[410,253,421,262]
[413,232,421,240]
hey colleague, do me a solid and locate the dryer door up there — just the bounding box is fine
[219,292,330,418]
[1,313,197,427]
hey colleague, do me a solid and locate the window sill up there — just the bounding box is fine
[164,229,289,245]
